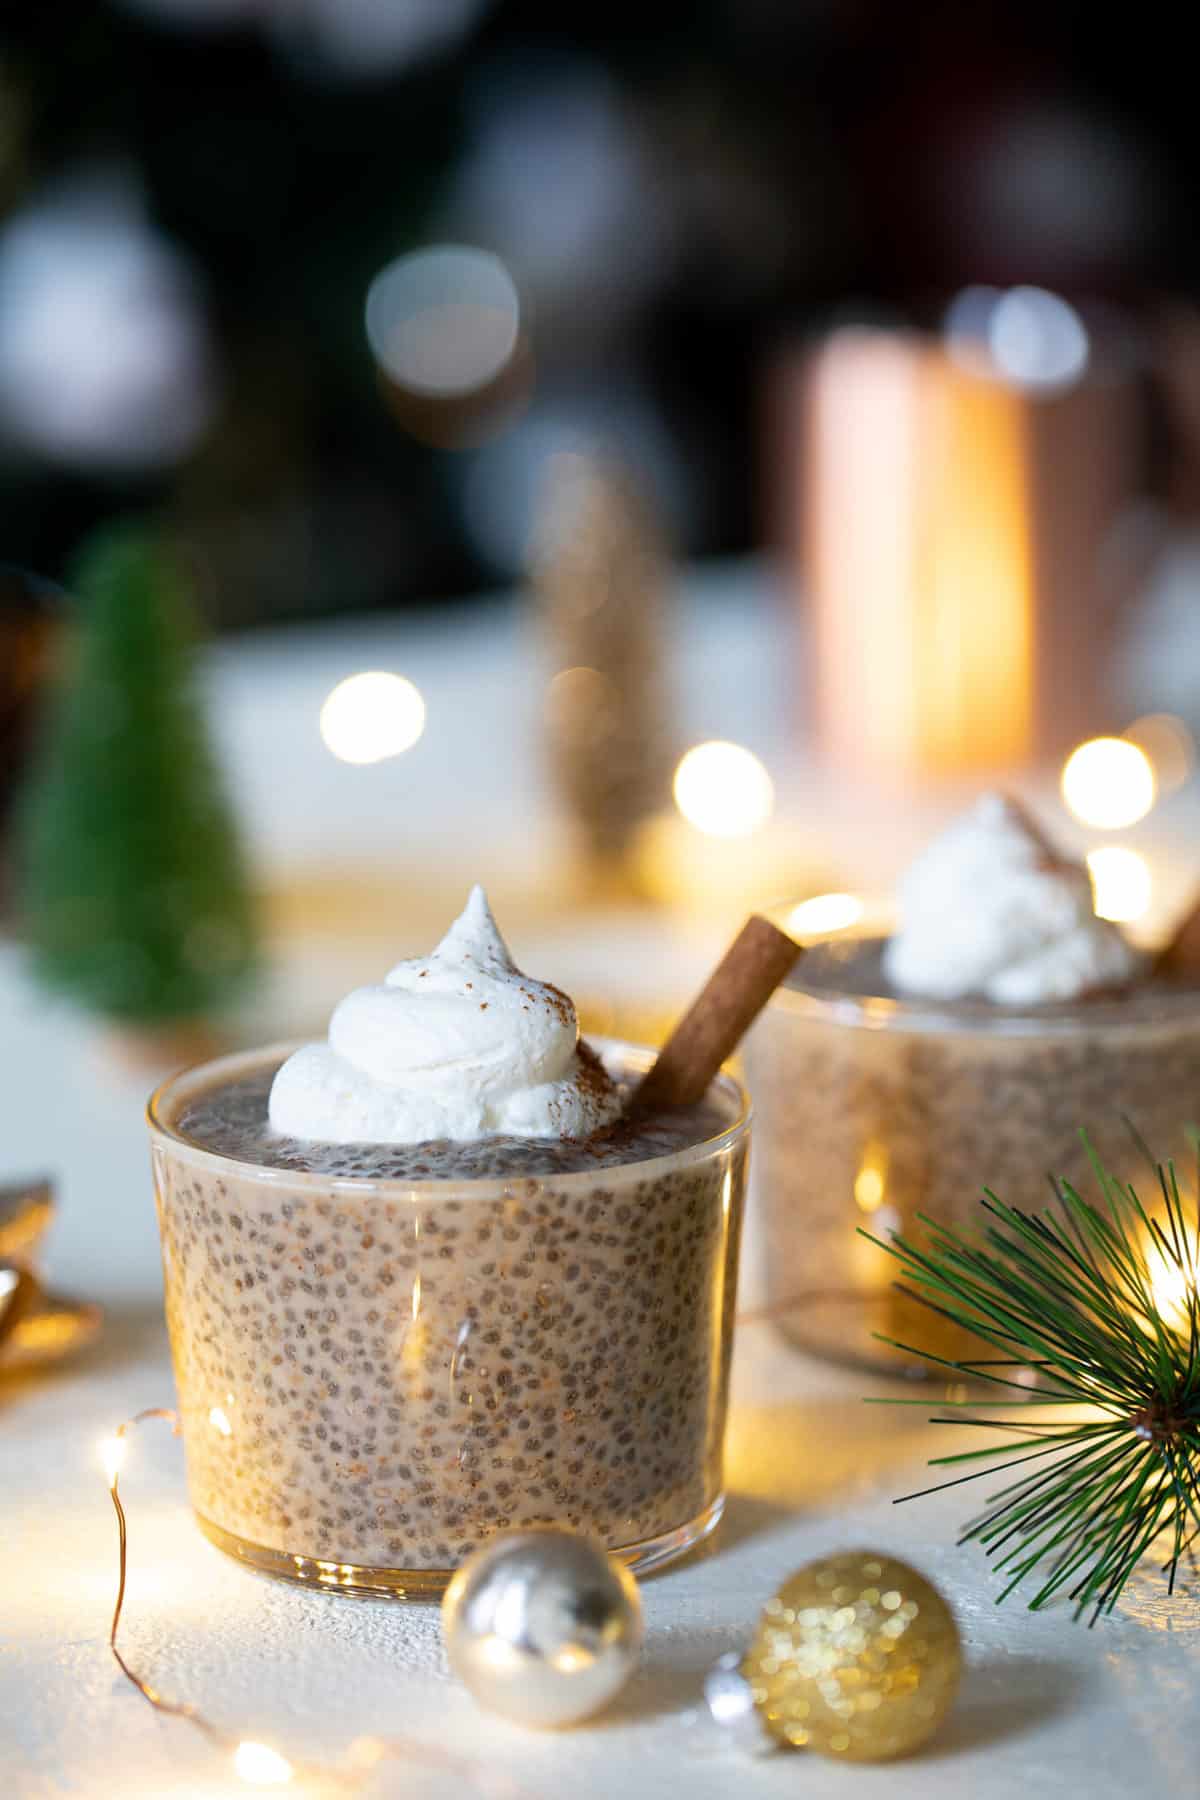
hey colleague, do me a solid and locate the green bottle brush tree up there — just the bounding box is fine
[17,524,259,1031]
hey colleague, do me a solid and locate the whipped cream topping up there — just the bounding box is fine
[882,793,1142,1005]
[269,887,623,1144]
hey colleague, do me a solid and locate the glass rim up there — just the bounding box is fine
[757,903,1192,1038]
[767,957,1198,1038]
[146,1036,752,1195]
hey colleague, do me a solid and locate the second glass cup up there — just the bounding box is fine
[148,1040,749,1596]
[745,937,1200,1377]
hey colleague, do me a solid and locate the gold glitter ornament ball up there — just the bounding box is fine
[742,1550,961,1762]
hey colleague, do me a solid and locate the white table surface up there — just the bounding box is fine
[198,553,1200,941]
[5,561,1200,1798]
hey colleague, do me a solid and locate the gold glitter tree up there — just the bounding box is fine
[531,452,675,886]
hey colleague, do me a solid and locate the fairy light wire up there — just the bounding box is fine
[100,1300,941,1787]
[106,1410,239,1760]
[101,1407,537,1795]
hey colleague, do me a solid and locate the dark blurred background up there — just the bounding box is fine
[1,1,1196,628]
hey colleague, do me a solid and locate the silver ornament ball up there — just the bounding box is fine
[441,1529,643,1729]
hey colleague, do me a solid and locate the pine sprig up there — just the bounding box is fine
[863,1139,1200,1622]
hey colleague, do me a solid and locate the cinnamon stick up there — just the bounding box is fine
[633,914,801,1112]
[996,792,1058,861]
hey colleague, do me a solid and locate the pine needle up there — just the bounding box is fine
[864,1134,1200,1623]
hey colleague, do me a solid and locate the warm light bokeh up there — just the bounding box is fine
[672,741,774,838]
[854,1144,888,1215]
[100,1436,126,1487]
[807,334,1033,776]
[1086,846,1152,922]
[319,671,426,765]
[1062,737,1155,829]
[1065,738,1158,828]
[1144,1239,1195,1335]
[788,892,864,938]
[1123,714,1196,797]
[233,1742,294,1787]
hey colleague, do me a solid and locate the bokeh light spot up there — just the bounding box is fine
[1144,1236,1196,1335]
[365,246,519,399]
[1087,847,1152,922]
[319,672,425,765]
[673,742,774,839]
[854,1155,886,1214]
[989,287,1089,389]
[788,893,864,938]
[99,1436,125,1486]
[1123,714,1195,797]
[1062,738,1155,829]
[233,1741,293,1786]
[945,285,1089,392]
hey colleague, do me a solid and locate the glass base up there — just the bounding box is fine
[195,1492,726,1600]
[768,1288,985,1381]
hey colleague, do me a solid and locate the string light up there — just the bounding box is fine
[1061,737,1156,830]
[99,1408,536,1794]
[319,671,426,765]
[1086,846,1152,923]
[1145,1247,1195,1335]
[100,1435,126,1488]
[104,1301,914,1789]
[672,742,774,838]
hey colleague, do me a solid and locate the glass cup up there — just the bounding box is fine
[744,937,1200,1377]
[147,1039,749,1597]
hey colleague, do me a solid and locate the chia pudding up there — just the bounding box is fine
[150,1015,748,1593]
[745,796,1200,1375]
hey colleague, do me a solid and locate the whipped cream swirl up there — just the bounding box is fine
[882,793,1142,1005]
[269,887,622,1144]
